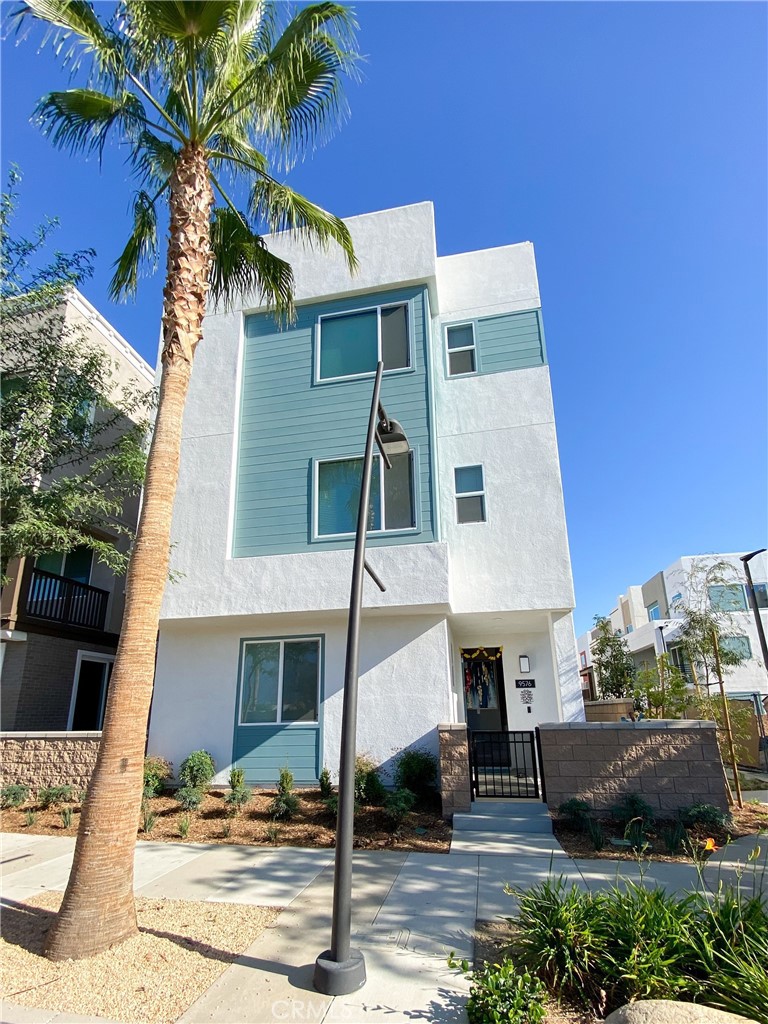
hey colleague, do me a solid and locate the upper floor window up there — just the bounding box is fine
[647,602,661,621]
[239,638,320,725]
[709,584,747,613]
[719,635,752,660]
[626,624,634,633]
[317,303,409,382]
[315,453,415,538]
[751,583,768,609]
[454,465,486,523]
[446,323,476,376]
[35,545,93,584]
[579,651,587,668]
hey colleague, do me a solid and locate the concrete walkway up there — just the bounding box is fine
[2,818,767,1024]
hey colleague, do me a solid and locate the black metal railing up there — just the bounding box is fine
[470,730,540,799]
[24,568,109,631]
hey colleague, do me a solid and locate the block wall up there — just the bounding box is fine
[583,699,634,723]
[438,723,471,818]
[0,732,101,789]
[539,720,728,813]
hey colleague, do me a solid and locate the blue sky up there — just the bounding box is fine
[2,2,766,636]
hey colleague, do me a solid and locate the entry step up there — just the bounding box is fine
[454,812,553,834]
[471,800,549,815]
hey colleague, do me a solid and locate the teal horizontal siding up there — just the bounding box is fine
[234,725,320,784]
[446,308,546,377]
[233,286,435,557]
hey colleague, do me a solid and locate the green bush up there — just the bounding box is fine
[178,750,216,790]
[143,755,172,797]
[228,767,245,791]
[1,784,30,808]
[557,798,591,830]
[450,957,546,1024]
[269,767,299,821]
[176,786,203,811]
[354,754,386,805]
[323,794,360,818]
[142,806,157,833]
[319,766,333,799]
[611,793,655,825]
[38,785,74,808]
[25,810,37,827]
[225,785,252,814]
[586,818,604,851]
[382,787,416,827]
[178,814,191,839]
[681,803,731,830]
[624,817,649,853]
[60,806,73,829]
[661,820,688,855]
[392,746,438,805]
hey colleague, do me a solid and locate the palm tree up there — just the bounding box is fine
[14,0,357,961]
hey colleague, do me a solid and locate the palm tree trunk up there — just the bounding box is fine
[45,144,213,961]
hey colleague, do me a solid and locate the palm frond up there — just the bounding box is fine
[34,88,146,157]
[130,131,178,189]
[109,190,159,300]
[207,130,267,176]
[209,206,294,318]
[249,177,356,271]
[124,1,231,42]
[12,0,124,79]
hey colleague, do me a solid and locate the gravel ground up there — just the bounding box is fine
[1,891,280,1024]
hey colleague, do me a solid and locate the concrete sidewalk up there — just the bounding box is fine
[2,828,766,1024]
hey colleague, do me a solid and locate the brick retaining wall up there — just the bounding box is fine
[539,720,728,813]
[0,732,102,790]
[438,723,471,818]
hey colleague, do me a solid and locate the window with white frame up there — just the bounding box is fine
[454,465,486,523]
[646,602,661,621]
[446,323,476,376]
[719,635,752,660]
[239,638,320,725]
[317,303,409,381]
[708,584,747,612]
[315,453,415,538]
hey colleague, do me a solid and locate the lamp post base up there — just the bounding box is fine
[313,948,366,995]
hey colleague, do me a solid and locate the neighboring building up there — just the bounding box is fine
[147,202,584,787]
[1,289,155,731]
[578,552,768,699]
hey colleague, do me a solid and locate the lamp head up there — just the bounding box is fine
[378,418,409,456]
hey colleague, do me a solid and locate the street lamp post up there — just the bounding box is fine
[740,549,768,676]
[313,361,409,997]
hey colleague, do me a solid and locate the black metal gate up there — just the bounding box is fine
[470,730,540,799]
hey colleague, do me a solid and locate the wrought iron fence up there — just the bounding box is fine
[470,730,540,799]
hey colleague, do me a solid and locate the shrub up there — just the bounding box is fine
[142,807,157,834]
[354,754,386,805]
[611,793,655,825]
[450,957,546,1024]
[319,766,333,798]
[382,787,416,828]
[661,820,688,855]
[178,750,216,790]
[323,794,360,818]
[60,807,73,829]
[225,785,251,814]
[38,785,73,808]
[176,786,203,811]
[392,746,438,805]
[681,803,731,830]
[586,818,604,852]
[143,755,172,798]
[24,810,37,827]
[624,817,649,853]
[228,767,245,791]
[269,767,299,821]
[1,784,30,809]
[557,798,591,830]
[178,814,191,839]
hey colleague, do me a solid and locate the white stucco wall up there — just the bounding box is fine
[148,612,454,784]
[436,242,539,320]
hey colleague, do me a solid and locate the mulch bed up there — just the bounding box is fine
[1,788,451,854]
[553,803,768,862]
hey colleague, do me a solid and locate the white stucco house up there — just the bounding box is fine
[147,202,584,787]
[577,551,768,700]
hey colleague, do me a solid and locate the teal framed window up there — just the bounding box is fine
[239,638,321,725]
[314,452,416,538]
[35,546,93,584]
[647,602,661,621]
[751,583,768,609]
[454,464,486,523]
[316,302,410,382]
[708,585,747,612]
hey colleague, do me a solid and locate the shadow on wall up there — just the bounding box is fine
[376,729,440,787]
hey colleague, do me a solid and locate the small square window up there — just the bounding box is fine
[446,323,477,377]
[455,464,486,523]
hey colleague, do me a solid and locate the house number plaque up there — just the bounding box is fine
[515,679,536,688]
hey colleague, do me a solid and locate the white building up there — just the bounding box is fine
[577,551,768,699]
[148,202,584,786]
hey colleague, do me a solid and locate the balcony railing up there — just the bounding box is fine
[24,568,109,631]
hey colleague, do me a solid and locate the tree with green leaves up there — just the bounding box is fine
[13,0,358,961]
[590,615,635,700]
[1,168,149,583]
[633,654,689,719]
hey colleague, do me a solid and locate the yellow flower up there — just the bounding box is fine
[703,838,718,852]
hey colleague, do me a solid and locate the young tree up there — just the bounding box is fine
[590,615,635,699]
[633,654,688,719]
[1,169,149,581]
[14,0,358,961]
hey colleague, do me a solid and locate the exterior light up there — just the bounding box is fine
[377,417,409,456]
[519,655,530,673]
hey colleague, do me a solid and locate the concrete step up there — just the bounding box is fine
[450,831,568,857]
[453,813,553,834]
[471,800,549,816]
